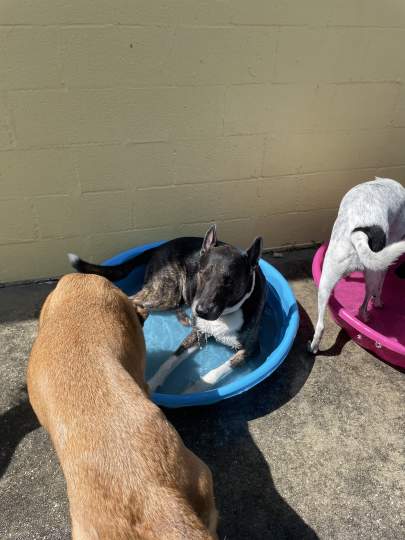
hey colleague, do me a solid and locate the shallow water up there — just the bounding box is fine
[143,284,283,394]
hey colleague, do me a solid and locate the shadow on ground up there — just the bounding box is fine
[0,387,39,478]
[0,281,56,324]
[2,248,405,539]
[166,303,318,540]
[0,292,317,540]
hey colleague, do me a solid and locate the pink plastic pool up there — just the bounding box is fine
[312,243,405,368]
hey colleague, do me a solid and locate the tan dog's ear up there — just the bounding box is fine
[133,304,149,327]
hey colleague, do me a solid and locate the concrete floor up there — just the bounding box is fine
[0,249,404,540]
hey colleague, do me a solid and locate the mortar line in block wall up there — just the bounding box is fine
[2,129,403,152]
[0,140,171,152]
[28,198,42,241]
[0,238,37,248]
[0,169,403,205]
[271,26,281,82]
[80,188,127,195]
[135,177,260,191]
[0,23,177,29]
[262,206,339,217]
[1,92,17,148]
[131,166,403,190]
[261,166,405,180]
[0,241,322,289]
[181,217,252,226]
[1,22,405,29]
[5,80,403,94]
[8,83,228,92]
[2,124,405,154]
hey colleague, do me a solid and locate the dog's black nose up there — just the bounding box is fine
[195,303,220,320]
[195,304,210,318]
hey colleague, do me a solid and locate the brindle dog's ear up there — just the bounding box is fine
[247,237,263,268]
[201,224,217,255]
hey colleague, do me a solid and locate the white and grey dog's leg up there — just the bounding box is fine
[309,256,345,354]
[358,271,373,322]
[360,269,386,320]
[148,330,199,392]
[183,349,247,394]
[371,269,386,309]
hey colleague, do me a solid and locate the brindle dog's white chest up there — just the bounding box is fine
[195,309,244,349]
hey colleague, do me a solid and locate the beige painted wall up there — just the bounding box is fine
[1,1,405,282]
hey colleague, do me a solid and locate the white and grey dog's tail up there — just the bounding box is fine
[351,228,405,272]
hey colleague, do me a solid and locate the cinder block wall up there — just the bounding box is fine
[1,1,405,281]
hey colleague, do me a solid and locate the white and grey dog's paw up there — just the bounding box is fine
[372,297,384,309]
[307,340,318,354]
[358,310,371,323]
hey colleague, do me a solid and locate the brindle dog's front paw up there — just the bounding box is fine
[176,309,192,327]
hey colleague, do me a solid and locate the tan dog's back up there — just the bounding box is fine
[27,274,217,539]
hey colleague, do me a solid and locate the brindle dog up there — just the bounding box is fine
[69,225,266,392]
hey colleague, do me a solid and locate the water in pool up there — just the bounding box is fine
[143,284,283,394]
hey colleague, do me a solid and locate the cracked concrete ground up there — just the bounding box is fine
[0,249,404,539]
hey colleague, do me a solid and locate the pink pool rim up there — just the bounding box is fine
[312,243,405,369]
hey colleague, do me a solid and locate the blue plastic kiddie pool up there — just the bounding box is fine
[104,241,299,408]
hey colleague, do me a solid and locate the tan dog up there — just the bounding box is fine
[27,273,218,540]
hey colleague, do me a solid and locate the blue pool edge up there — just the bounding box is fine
[104,241,300,408]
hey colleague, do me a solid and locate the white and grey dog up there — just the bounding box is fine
[309,177,405,354]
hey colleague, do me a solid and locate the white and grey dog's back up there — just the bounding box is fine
[329,178,405,272]
[334,178,405,239]
[309,177,405,353]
